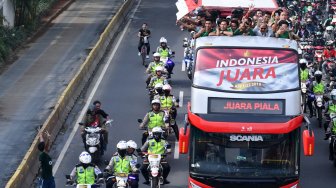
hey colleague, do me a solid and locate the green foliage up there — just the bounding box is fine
[0,0,57,64]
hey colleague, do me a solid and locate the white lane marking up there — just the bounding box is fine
[174,141,179,159]
[51,39,57,45]
[53,0,142,175]
[179,91,183,107]
[181,60,185,71]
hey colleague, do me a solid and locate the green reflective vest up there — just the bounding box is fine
[148,111,165,130]
[76,166,95,185]
[151,77,165,87]
[160,96,173,109]
[313,82,324,94]
[158,48,169,58]
[113,156,131,173]
[300,69,309,81]
[329,104,336,113]
[148,139,166,155]
[150,62,165,74]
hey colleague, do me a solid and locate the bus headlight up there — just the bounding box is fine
[190,181,202,188]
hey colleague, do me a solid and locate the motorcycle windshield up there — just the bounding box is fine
[189,126,300,178]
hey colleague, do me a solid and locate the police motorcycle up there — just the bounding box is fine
[80,119,113,163]
[308,71,325,128]
[65,174,104,188]
[105,170,140,188]
[140,145,171,187]
[183,31,195,80]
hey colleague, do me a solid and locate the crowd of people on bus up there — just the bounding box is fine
[177,1,335,41]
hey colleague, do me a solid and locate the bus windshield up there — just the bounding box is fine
[190,126,300,178]
[193,48,299,93]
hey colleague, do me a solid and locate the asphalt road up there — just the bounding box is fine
[0,0,123,186]
[52,0,336,188]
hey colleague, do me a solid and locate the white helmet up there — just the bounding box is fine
[314,70,322,76]
[160,37,167,43]
[127,140,138,149]
[153,52,161,57]
[163,84,172,91]
[327,26,334,31]
[331,89,336,100]
[154,83,163,89]
[151,99,161,105]
[155,66,164,72]
[299,59,308,65]
[152,127,164,133]
[117,140,128,150]
[79,151,92,164]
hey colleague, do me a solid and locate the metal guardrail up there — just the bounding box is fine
[4,0,134,187]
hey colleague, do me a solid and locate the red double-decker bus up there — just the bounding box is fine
[179,36,315,188]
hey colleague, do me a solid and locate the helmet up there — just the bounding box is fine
[127,140,138,149]
[117,140,127,157]
[160,37,167,43]
[316,31,322,36]
[326,26,334,31]
[151,99,161,105]
[152,127,164,133]
[155,66,164,72]
[299,59,308,65]
[307,6,312,11]
[79,151,92,164]
[331,89,336,100]
[117,140,128,150]
[314,70,322,76]
[153,52,161,57]
[154,83,163,89]
[163,84,172,91]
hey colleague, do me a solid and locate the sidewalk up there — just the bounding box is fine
[0,0,123,186]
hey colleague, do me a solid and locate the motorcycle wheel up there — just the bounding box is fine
[151,177,160,188]
[317,108,322,128]
[92,150,100,164]
[302,94,307,113]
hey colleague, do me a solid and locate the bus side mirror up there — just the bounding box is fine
[303,116,314,156]
[179,127,190,154]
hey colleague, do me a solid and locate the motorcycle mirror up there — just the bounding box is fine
[135,163,141,168]
[97,173,103,179]
[172,51,175,55]
[136,148,142,153]
[137,119,143,123]
[78,122,84,125]
[104,160,110,165]
[65,174,70,179]
[166,144,172,149]
[176,99,180,103]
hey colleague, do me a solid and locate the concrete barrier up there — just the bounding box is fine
[5,0,135,187]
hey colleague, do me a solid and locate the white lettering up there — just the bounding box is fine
[216,56,279,68]
[230,135,264,142]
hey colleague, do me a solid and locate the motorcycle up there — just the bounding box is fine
[160,53,175,79]
[83,120,113,163]
[145,154,164,188]
[315,94,324,128]
[183,32,195,80]
[301,81,309,113]
[65,174,104,188]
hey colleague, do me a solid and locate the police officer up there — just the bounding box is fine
[146,53,166,86]
[126,140,140,186]
[156,37,172,58]
[325,90,336,159]
[159,84,179,140]
[69,151,102,186]
[139,99,167,145]
[140,127,171,185]
[105,141,138,188]
[148,66,168,89]
[300,59,310,82]
[308,71,325,118]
